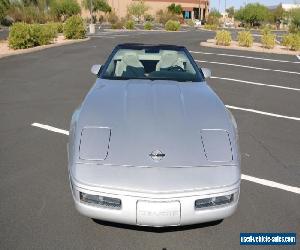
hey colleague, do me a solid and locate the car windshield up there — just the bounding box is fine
[102,47,201,82]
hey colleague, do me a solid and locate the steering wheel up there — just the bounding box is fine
[167,65,185,72]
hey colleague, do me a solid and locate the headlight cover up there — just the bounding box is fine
[79,192,121,209]
[195,193,235,210]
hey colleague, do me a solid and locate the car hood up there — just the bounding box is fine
[72,79,239,168]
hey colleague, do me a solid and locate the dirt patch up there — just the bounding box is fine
[0,35,90,59]
[200,39,300,56]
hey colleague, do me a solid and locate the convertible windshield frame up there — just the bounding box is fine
[99,44,205,82]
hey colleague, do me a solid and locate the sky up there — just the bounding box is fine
[210,0,300,12]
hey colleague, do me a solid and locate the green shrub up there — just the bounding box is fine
[215,30,231,46]
[165,20,180,31]
[125,20,135,30]
[8,22,33,49]
[8,22,57,49]
[261,32,275,49]
[203,24,218,30]
[111,21,123,29]
[144,21,153,30]
[282,33,300,51]
[63,15,86,39]
[30,23,57,46]
[238,31,253,47]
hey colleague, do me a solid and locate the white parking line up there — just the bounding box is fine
[226,105,300,121]
[190,50,300,64]
[196,59,300,75]
[242,174,300,194]
[32,123,69,135]
[211,76,300,92]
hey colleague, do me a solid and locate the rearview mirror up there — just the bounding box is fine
[91,64,102,75]
[201,68,211,79]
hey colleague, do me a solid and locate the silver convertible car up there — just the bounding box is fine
[68,44,241,227]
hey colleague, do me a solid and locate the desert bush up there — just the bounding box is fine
[98,15,104,23]
[261,32,275,49]
[125,19,135,29]
[63,15,86,39]
[0,0,10,22]
[282,33,300,51]
[215,30,231,46]
[50,0,81,21]
[207,8,221,26]
[7,4,50,24]
[111,21,123,29]
[260,25,271,35]
[186,19,195,27]
[156,9,179,25]
[203,24,218,30]
[8,22,57,49]
[237,31,253,47]
[107,11,118,24]
[127,0,149,22]
[165,20,180,31]
[144,21,153,30]
[144,14,154,22]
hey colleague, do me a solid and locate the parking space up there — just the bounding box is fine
[0,29,299,249]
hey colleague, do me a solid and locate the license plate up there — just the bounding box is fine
[136,201,181,226]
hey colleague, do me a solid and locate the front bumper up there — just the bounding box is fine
[70,176,240,227]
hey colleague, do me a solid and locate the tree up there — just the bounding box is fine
[127,0,149,21]
[290,8,300,29]
[225,6,234,18]
[82,0,111,16]
[273,4,284,22]
[50,0,81,21]
[234,3,270,26]
[167,3,182,15]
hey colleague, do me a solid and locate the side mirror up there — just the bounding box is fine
[201,68,211,79]
[91,64,102,75]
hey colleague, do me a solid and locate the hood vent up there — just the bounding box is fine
[79,127,111,161]
[201,129,233,163]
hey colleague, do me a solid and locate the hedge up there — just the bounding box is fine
[8,22,57,49]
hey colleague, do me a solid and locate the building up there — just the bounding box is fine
[268,3,300,11]
[82,0,210,20]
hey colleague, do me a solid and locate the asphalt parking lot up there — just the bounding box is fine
[0,29,299,249]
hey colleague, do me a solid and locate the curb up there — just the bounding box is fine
[200,40,300,56]
[0,37,90,59]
